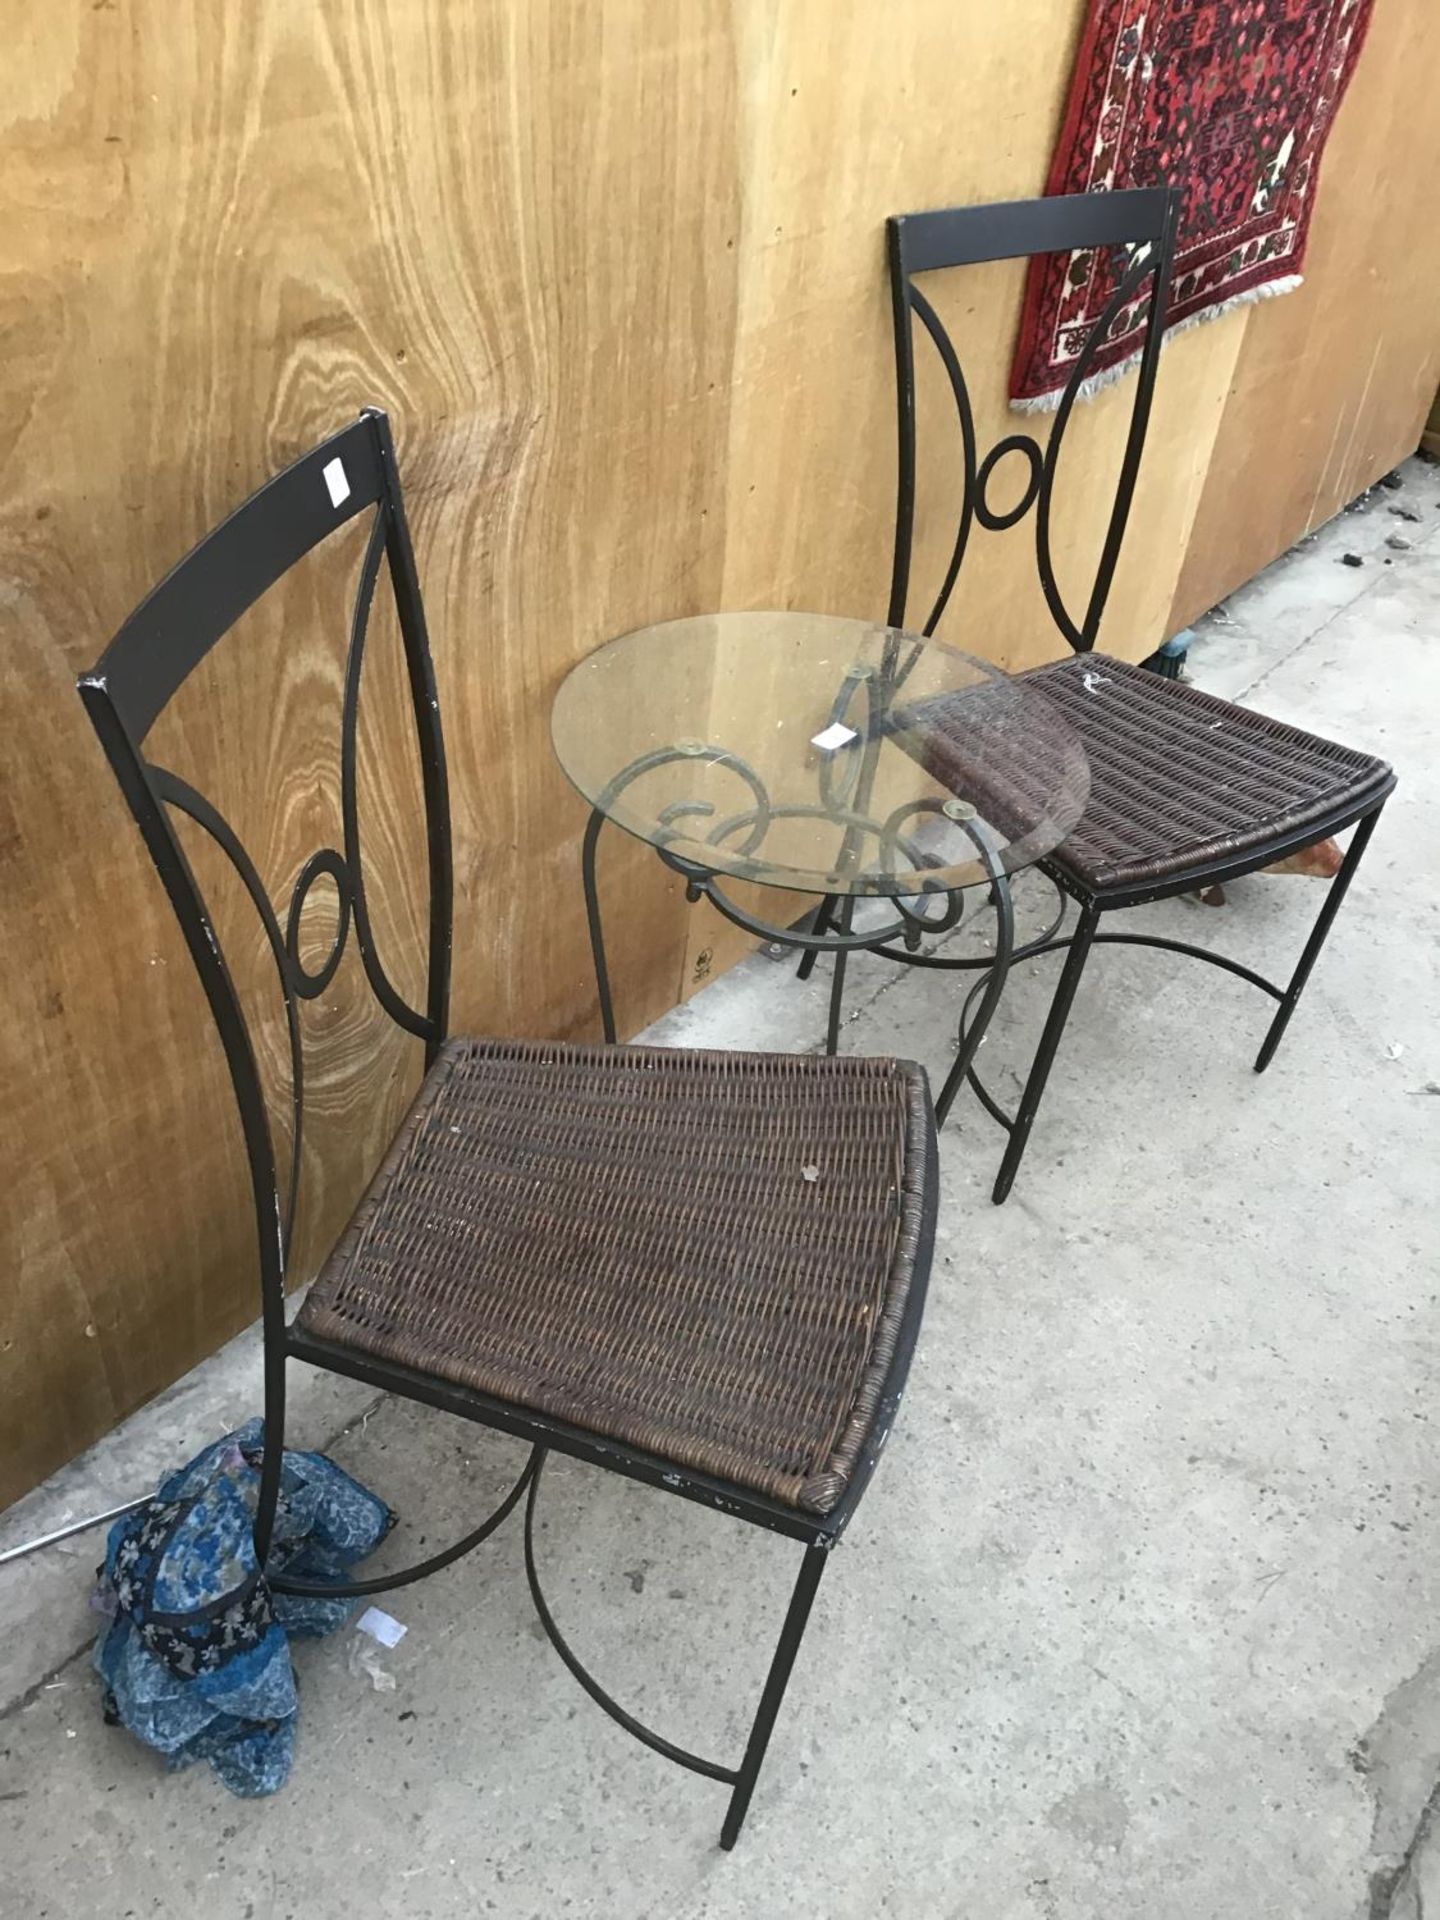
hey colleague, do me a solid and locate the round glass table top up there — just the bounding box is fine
[551,611,1089,898]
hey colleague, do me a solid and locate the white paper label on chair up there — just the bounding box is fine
[810,721,858,752]
[323,457,351,508]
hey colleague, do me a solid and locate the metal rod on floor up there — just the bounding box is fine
[0,1495,149,1568]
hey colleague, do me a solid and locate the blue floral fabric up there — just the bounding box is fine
[93,1419,392,1796]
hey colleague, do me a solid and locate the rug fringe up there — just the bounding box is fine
[1011,274,1304,414]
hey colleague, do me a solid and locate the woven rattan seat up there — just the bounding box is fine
[299,1037,932,1516]
[902,653,1392,898]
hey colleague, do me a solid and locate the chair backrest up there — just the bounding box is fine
[78,407,452,1349]
[886,187,1181,651]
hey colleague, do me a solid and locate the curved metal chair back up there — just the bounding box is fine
[77,407,452,1360]
[887,187,1181,650]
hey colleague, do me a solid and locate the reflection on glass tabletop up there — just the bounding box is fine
[551,611,1089,898]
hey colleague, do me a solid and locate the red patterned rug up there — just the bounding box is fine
[1011,0,1374,407]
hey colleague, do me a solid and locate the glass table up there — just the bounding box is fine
[551,610,1089,1120]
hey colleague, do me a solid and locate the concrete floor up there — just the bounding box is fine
[2,461,1437,1919]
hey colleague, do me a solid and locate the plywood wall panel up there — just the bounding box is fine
[1167,0,1440,634]
[3,0,1437,1506]
[683,0,1250,990]
[0,0,739,1505]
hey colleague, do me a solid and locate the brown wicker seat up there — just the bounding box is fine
[298,1038,931,1516]
[902,653,1393,899]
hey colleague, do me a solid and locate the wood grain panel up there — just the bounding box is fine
[1167,0,1440,633]
[0,0,736,1504]
[3,0,1437,1506]
[683,0,1247,988]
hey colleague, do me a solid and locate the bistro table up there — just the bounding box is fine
[551,610,1089,1123]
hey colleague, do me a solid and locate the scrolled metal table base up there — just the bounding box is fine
[581,746,1021,1129]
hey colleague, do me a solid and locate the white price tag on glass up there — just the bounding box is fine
[810,721,858,753]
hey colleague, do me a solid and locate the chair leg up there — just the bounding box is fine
[820,898,857,1056]
[253,1337,288,1568]
[721,1541,829,1850]
[1254,806,1383,1075]
[582,807,617,1044]
[991,900,1101,1206]
[934,867,1015,1128]
[796,894,838,982]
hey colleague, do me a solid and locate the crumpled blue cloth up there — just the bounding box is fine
[93,1418,392,1796]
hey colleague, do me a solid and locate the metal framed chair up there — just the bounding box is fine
[78,408,939,1846]
[807,188,1394,1202]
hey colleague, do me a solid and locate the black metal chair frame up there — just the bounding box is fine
[799,187,1394,1201]
[78,408,936,1847]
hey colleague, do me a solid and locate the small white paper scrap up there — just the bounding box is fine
[323,457,351,508]
[357,1606,407,1649]
[810,721,858,753]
